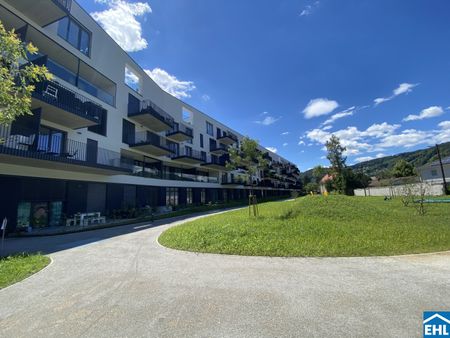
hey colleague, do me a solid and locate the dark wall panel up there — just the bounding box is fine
[66,181,88,216]
[86,183,106,213]
[106,184,124,211]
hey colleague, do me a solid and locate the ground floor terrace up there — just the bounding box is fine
[0,174,292,233]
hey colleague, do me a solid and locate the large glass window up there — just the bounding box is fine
[206,121,214,136]
[200,133,204,148]
[166,187,179,207]
[37,126,66,155]
[57,16,91,56]
[187,188,193,205]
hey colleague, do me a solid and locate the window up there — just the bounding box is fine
[124,66,141,93]
[200,189,206,204]
[88,110,107,136]
[57,17,91,56]
[187,188,193,205]
[200,133,204,148]
[431,169,438,177]
[182,108,193,124]
[185,146,192,157]
[166,187,179,207]
[122,119,135,144]
[206,121,214,136]
[217,127,221,138]
[201,151,206,161]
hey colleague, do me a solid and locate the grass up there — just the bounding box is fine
[0,253,50,289]
[159,195,450,257]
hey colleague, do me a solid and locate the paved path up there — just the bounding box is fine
[0,211,449,338]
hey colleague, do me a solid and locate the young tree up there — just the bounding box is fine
[325,135,347,194]
[312,165,327,183]
[227,137,269,215]
[0,21,51,125]
[391,159,416,178]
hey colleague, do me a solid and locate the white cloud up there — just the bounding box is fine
[374,82,419,106]
[283,142,288,147]
[303,98,339,119]
[403,106,444,121]
[266,147,278,153]
[254,115,281,126]
[281,131,290,135]
[322,109,354,125]
[145,68,196,99]
[201,94,210,102]
[91,0,151,52]
[298,140,305,146]
[322,125,332,130]
[354,156,374,163]
[438,121,450,129]
[305,122,401,156]
[261,111,269,115]
[300,1,320,16]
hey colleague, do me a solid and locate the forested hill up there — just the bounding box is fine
[301,141,450,179]
[351,142,450,176]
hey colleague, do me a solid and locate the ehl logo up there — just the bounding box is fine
[423,312,450,337]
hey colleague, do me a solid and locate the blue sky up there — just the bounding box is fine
[78,0,450,171]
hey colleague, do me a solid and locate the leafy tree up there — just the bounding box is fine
[304,182,319,194]
[0,21,51,125]
[325,135,347,194]
[227,137,269,215]
[227,137,269,182]
[312,165,327,183]
[391,159,416,178]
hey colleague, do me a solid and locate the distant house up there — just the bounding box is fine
[417,156,450,183]
[319,174,334,194]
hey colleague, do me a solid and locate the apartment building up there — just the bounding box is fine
[0,0,301,232]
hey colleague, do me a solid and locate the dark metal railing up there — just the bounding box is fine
[171,147,205,161]
[0,125,131,172]
[53,0,72,11]
[137,100,174,127]
[218,131,238,142]
[210,143,228,152]
[166,123,193,138]
[131,131,173,152]
[33,79,104,123]
[205,155,227,166]
[221,176,249,185]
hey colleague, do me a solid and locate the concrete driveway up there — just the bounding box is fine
[0,211,449,338]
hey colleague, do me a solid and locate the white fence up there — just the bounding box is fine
[354,182,445,197]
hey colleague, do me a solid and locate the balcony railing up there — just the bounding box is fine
[129,165,219,183]
[33,79,104,124]
[53,0,72,12]
[128,131,174,156]
[217,131,238,143]
[210,143,229,153]
[171,147,205,162]
[140,100,174,127]
[0,125,131,172]
[166,123,193,138]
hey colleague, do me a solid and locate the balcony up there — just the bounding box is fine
[171,148,206,165]
[128,131,174,157]
[3,0,72,26]
[31,79,104,129]
[201,156,229,171]
[128,100,174,132]
[0,125,131,174]
[166,123,193,142]
[217,131,238,145]
[210,143,229,156]
[221,176,249,186]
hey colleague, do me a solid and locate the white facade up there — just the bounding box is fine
[0,0,301,231]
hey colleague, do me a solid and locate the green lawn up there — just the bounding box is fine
[159,196,450,257]
[0,253,50,289]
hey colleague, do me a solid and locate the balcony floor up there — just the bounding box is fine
[32,100,99,129]
[129,112,172,133]
[129,143,173,157]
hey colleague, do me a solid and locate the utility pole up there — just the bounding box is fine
[435,143,448,194]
